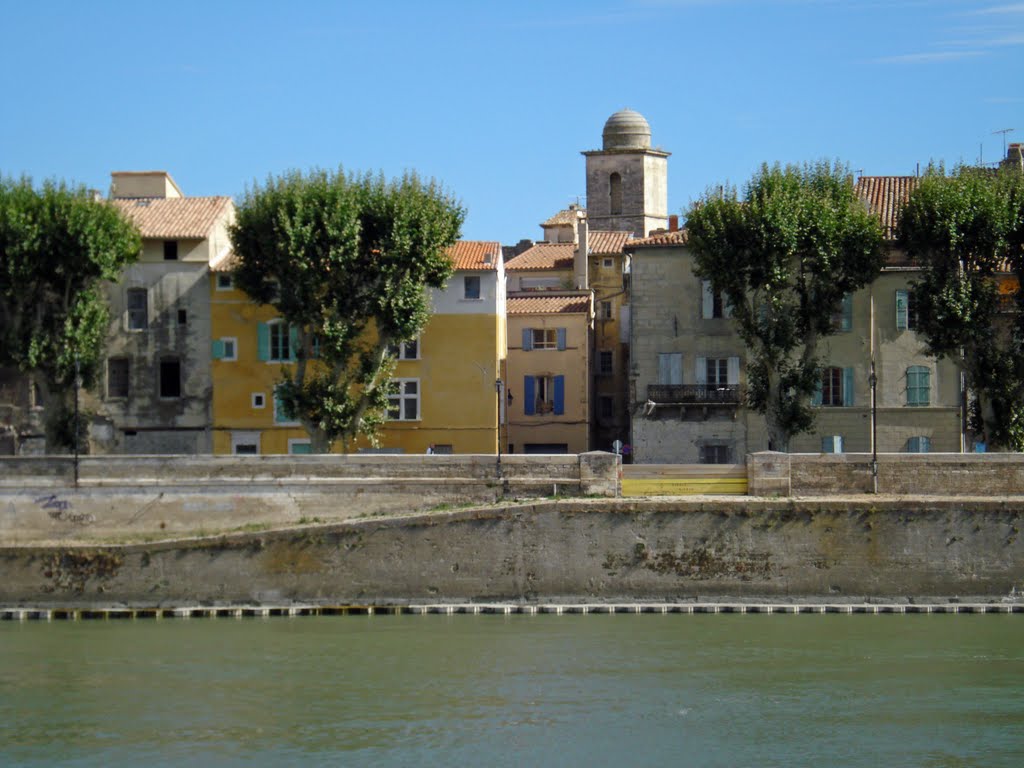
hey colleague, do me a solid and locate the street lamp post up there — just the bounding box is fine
[495,378,503,479]
[869,360,878,494]
[73,356,81,489]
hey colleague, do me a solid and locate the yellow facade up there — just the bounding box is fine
[210,262,504,455]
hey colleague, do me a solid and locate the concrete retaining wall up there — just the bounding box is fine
[1,499,1021,605]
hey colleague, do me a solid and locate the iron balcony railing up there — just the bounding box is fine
[647,384,743,405]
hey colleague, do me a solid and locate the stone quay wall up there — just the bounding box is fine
[0,498,1021,606]
[0,453,619,544]
[747,452,1024,497]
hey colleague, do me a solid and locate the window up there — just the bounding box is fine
[258,321,295,362]
[907,436,931,453]
[695,356,739,388]
[599,300,612,319]
[609,172,622,215]
[907,366,930,406]
[432,444,454,455]
[252,393,265,409]
[177,309,187,326]
[273,385,299,425]
[599,350,614,375]
[821,435,844,453]
[700,444,731,464]
[388,339,419,360]
[107,358,129,398]
[701,280,731,319]
[602,257,614,269]
[599,395,614,420]
[231,431,260,455]
[522,327,566,351]
[814,366,854,407]
[523,374,564,416]
[896,289,919,331]
[163,240,178,261]
[658,353,682,385]
[216,273,233,290]
[213,338,237,361]
[464,275,481,300]
[159,359,181,398]
[831,294,853,332]
[127,288,148,330]
[289,439,312,455]
[387,379,420,420]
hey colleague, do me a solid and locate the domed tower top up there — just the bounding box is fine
[602,108,651,150]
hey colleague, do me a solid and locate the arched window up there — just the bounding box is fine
[609,172,622,215]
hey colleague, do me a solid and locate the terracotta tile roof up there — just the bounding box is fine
[855,176,919,241]
[209,249,238,273]
[541,206,586,227]
[505,242,575,271]
[507,292,591,315]
[626,229,690,249]
[446,240,501,271]
[588,230,632,254]
[113,196,233,239]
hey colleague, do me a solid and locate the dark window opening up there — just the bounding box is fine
[160,359,181,398]
[127,288,148,330]
[464,275,481,300]
[700,444,730,464]
[609,172,622,215]
[177,309,187,325]
[108,358,129,398]
[163,240,178,261]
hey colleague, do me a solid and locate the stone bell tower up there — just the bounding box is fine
[582,108,669,237]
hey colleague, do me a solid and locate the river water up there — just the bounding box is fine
[2,614,1022,767]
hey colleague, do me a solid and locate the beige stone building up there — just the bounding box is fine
[627,175,964,463]
[87,171,235,453]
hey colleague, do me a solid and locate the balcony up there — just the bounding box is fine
[647,384,742,406]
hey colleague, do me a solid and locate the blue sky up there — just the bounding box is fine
[3,1,1022,245]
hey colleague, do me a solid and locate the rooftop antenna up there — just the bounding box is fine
[993,128,1015,157]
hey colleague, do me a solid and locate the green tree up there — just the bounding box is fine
[686,161,886,451]
[0,177,141,452]
[230,169,464,453]
[898,164,1024,450]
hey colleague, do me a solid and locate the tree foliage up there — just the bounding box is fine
[0,177,141,451]
[686,161,886,450]
[230,168,464,452]
[897,164,1024,449]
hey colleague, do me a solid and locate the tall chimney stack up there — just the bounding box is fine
[575,217,589,290]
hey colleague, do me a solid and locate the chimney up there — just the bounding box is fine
[575,217,589,290]
[668,214,679,232]
[1002,143,1024,173]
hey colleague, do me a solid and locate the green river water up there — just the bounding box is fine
[1,614,1022,767]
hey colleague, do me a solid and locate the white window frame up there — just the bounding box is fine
[602,257,614,269]
[268,320,291,363]
[217,337,238,362]
[252,392,266,409]
[126,287,148,331]
[463,275,482,300]
[273,385,300,426]
[599,300,612,319]
[231,431,260,455]
[389,338,420,360]
[288,438,312,455]
[215,273,234,291]
[387,378,420,421]
[532,328,558,350]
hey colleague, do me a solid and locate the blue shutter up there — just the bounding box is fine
[556,328,567,351]
[257,323,270,361]
[553,375,565,415]
[822,435,843,453]
[211,339,226,359]
[843,367,855,406]
[522,328,533,351]
[841,294,853,332]
[896,290,909,330]
[523,376,535,415]
[289,325,299,361]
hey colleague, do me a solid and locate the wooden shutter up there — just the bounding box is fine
[695,357,707,385]
[289,325,299,361]
[896,290,909,330]
[556,328,567,351]
[523,376,535,415]
[727,357,740,385]
[211,339,226,359]
[553,375,565,415]
[843,367,855,406]
[257,323,270,362]
[702,280,714,319]
[522,328,533,351]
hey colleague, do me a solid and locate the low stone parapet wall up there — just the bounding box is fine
[0,452,619,543]
[749,451,1024,496]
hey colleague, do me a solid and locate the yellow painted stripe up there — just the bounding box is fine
[621,478,748,496]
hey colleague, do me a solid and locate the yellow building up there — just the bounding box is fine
[210,241,506,455]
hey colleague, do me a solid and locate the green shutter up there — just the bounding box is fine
[289,325,299,361]
[896,290,909,330]
[211,339,226,359]
[257,323,270,362]
[843,367,855,406]
[811,375,823,407]
[841,294,853,332]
